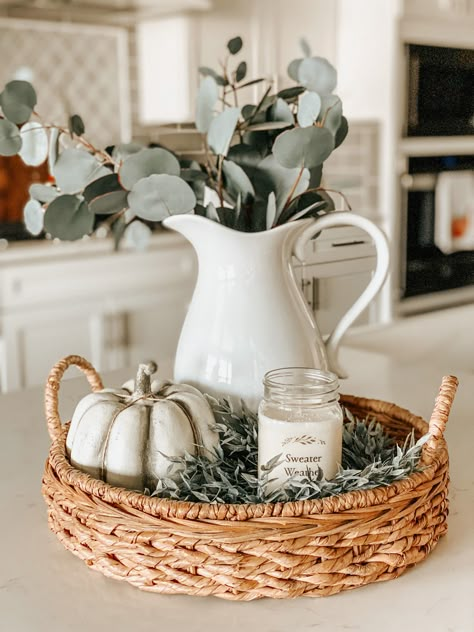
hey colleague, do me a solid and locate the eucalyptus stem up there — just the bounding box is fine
[283,165,305,210]
[320,101,337,128]
[216,155,224,207]
[32,111,118,168]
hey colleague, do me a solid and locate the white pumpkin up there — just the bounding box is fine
[66,362,219,491]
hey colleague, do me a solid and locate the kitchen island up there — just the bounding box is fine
[0,347,472,632]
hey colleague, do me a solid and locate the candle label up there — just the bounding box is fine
[258,415,343,493]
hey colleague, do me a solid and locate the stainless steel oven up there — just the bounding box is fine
[400,155,474,308]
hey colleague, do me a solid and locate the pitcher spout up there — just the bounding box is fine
[162,214,220,247]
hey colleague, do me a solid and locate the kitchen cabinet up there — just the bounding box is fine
[0,233,196,392]
[293,226,377,337]
[0,227,376,393]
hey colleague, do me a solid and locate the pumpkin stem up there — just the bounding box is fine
[134,361,158,397]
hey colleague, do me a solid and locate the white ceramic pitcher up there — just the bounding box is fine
[162,212,389,410]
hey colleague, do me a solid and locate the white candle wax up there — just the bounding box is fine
[258,406,343,494]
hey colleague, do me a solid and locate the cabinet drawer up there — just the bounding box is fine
[1,243,196,310]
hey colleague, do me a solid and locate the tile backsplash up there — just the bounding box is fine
[0,18,130,148]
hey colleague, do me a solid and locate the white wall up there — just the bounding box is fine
[335,0,404,323]
[136,0,339,122]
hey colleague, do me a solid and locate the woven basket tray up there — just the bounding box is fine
[42,355,458,601]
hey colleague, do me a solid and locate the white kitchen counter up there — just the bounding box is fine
[0,347,472,632]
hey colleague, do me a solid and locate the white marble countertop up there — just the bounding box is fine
[0,347,472,632]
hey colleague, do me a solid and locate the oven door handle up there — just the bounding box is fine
[401,173,437,192]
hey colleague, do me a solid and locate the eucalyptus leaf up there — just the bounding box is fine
[194,203,207,217]
[335,115,349,148]
[205,201,219,221]
[227,36,243,55]
[235,61,247,83]
[241,104,256,120]
[300,37,311,57]
[207,107,240,156]
[0,80,36,124]
[180,161,206,203]
[119,147,180,190]
[48,127,60,172]
[195,76,219,133]
[298,57,337,95]
[124,220,152,251]
[234,193,242,225]
[23,199,44,235]
[222,159,255,202]
[180,168,207,182]
[277,86,305,101]
[297,91,321,128]
[245,120,292,132]
[287,58,303,82]
[272,126,334,169]
[242,129,273,157]
[270,98,294,124]
[111,215,127,250]
[112,142,144,161]
[128,174,196,221]
[287,199,326,222]
[256,154,310,214]
[44,195,94,240]
[248,198,267,232]
[68,114,85,136]
[276,190,328,225]
[29,183,58,204]
[18,121,48,166]
[0,118,21,156]
[198,66,227,86]
[308,164,323,188]
[238,78,266,89]
[83,173,128,215]
[227,143,262,169]
[216,206,236,227]
[53,148,110,194]
[319,94,342,136]
[266,192,276,229]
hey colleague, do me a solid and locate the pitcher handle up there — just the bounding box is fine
[293,212,390,378]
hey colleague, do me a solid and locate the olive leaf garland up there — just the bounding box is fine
[0,36,351,247]
[150,399,430,504]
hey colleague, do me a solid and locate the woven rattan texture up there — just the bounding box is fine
[42,356,458,600]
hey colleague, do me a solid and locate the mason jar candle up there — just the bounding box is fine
[258,368,343,495]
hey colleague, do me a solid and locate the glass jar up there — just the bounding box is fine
[258,368,343,495]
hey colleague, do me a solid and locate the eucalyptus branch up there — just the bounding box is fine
[290,186,353,212]
[283,165,305,210]
[30,113,118,169]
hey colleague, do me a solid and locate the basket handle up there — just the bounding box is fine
[45,355,104,443]
[422,375,459,465]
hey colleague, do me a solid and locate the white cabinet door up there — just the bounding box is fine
[2,305,96,391]
[0,234,196,392]
[311,267,374,337]
[293,256,376,338]
[122,287,193,373]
